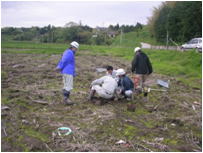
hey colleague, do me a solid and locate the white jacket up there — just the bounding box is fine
[91,76,118,94]
[106,70,119,82]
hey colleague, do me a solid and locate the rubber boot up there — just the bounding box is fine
[144,92,148,97]
[142,87,148,97]
[126,94,133,101]
[63,89,74,105]
[66,98,74,105]
[88,90,95,101]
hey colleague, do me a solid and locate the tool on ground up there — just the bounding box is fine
[57,127,72,136]
[115,140,126,145]
[145,87,167,93]
[157,79,169,88]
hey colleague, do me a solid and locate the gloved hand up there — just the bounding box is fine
[116,88,122,94]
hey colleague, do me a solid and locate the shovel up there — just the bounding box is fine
[142,87,167,97]
[147,88,167,92]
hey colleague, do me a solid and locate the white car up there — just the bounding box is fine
[181,38,202,52]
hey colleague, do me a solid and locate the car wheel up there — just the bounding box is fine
[195,47,202,53]
[181,47,185,52]
[197,48,202,53]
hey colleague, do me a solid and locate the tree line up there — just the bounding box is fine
[148,1,202,44]
[3,1,201,46]
[1,22,142,45]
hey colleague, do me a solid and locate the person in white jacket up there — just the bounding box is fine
[106,65,119,82]
[88,75,118,100]
[106,66,117,78]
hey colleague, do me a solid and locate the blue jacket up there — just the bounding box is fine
[118,75,134,92]
[57,48,75,76]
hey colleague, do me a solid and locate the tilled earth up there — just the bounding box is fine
[1,52,202,152]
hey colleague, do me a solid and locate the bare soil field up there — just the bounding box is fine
[1,52,202,151]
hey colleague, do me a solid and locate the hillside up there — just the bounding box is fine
[112,26,162,47]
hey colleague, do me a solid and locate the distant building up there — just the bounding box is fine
[95,26,108,32]
[107,31,117,38]
[64,22,79,27]
[94,26,118,38]
[92,34,98,38]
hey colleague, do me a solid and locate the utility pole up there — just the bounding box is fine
[166,30,169,50]
[120,28,123,46]
[166,12,170,50]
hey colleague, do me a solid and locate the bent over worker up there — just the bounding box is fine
[116,69,134,100]
[88,75,117,100]
[56,41,79,105]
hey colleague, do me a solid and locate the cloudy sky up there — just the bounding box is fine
[2,1,163,28]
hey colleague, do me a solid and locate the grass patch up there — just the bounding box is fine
[123,124,139,140]
[94,119,124,140]
[15,135,30,152]
[135,107,149,116]
[112,26,162,47]
[163,138,178,145]
[1,97,10,105]
[3,135,30,152]
[140,120,156,129]
[24,128,49,143]
[2,71,8,80]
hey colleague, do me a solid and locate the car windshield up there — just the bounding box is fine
[188,39,198,44]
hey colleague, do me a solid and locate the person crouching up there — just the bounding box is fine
[88,75,117,101]
[116,69,134,100]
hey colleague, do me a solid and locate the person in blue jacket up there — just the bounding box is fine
[116,69,134,100]
[56,41,79,105]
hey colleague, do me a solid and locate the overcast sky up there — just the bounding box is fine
[1,1,163,28]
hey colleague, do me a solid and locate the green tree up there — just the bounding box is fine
[135,22,143,37]
[148,1,202,44]
[63,26,80,42]
[78,31,92,44]
[154,3,171,43]
[168,1,202,42]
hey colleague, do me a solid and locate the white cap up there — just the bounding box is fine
[70,41,79,49]
[116,68,126,76]
[134,47,141,53]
